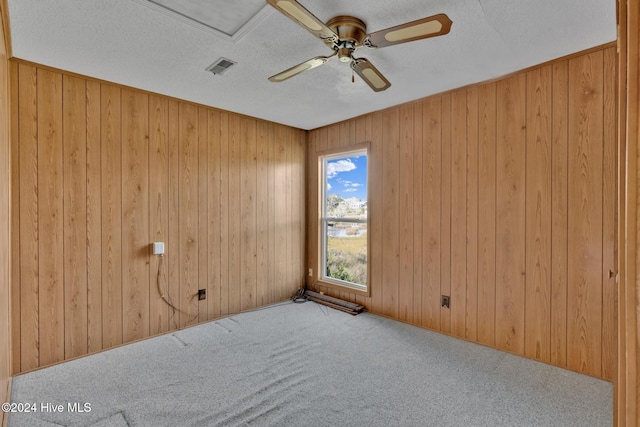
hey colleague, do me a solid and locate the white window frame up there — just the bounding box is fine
[319,146,369,293]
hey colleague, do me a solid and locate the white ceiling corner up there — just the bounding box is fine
[6,0,617,130]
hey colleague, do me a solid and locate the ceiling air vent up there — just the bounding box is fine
[206,58,236,75]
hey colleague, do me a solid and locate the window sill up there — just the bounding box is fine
[313,278,370,298]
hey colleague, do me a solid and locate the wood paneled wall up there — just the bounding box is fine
[0,0,11,421]
[307,45,617,380]
[10,61,306,373]
[618,0,640,423]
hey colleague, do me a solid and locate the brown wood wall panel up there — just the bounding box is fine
[550,60,569,368]
[368,113,383,314]
[465,87,479,342]
[412,104,423,324]
[18,64,38,371]
[207,110,221,318]
[399,104,414,323]
[240,117,257,312]
[86,80,102,353]
[37,69,64,367]
[10,62,306,372]
[524,65,552,363]
[149,94,169,335]
[307,45,616,379]
[100,84,122,349]
[178,103,197,329]
[495,74,526,354]
[421,96,442,330]
[567,51,604,377]
[0,9,10,415]
[10,60,20,375]
[167,100,180,330]
[121,89,150,342]
[601,47,616,382]
[197,108,209,322]
[381,109,400,319]
[477,82,497,347]
[450,91,467,338]
[63,74,88,359]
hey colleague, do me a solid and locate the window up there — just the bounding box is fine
[320,148,368,292]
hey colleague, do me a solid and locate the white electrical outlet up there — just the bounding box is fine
[153,242,165,256]
[308,268,313,277]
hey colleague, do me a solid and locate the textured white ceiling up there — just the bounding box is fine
[7,0,616,130]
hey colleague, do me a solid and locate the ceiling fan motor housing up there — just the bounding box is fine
[325,15,367,62]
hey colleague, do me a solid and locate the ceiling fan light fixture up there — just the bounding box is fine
[337,47,352,62]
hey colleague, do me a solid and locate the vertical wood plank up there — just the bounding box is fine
[525,65,553,363]
[567,51,604,377]
[198,108,208,320]
[295,130,306,296]
[101,84,122,347]
[219,112,230,316]
[477,82,497,346]
[228,114,241,312]
[85,80,102,352]
[208,110,221,318]
[327,123,340,150]
[466,87,479,342]
[285,127,294,298]
[601,46,616,381]
[307,129,319,291]
[63,74,88,359]
[398,103,414,323]
[240,117,257,311]
[167,100,180,330]
[10,61,21,374]
[353,118,368,306]
[178,103,198,327]
[18,64,39,370]
[440,94,452,334]
[37,68,64,366]
[551,60,569,367]
[450,90,467,338]
[257,121,269,306]
[274,125,288,302]
[267,122,276,303]
[148,95,168,335]
[412,102,423,325]
[422,97,442,330]
[121,88,149,342]
[316,126,330,298]
[369,113,383,313]
[381,108,399,319]
[495,74,526,354]
[0,26,9,399]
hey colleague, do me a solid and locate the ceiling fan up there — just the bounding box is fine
[266,0,452,92]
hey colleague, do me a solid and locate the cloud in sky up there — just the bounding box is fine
[327,159,356,179]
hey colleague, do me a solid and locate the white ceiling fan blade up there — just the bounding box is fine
[365,14,452,48]
[269,54,334,82]
[266,0,338,41]
[350,57,391,92]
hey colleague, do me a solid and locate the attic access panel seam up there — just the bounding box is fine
[130,0,272,42]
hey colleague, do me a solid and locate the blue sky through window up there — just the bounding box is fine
[326,154,367,200]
